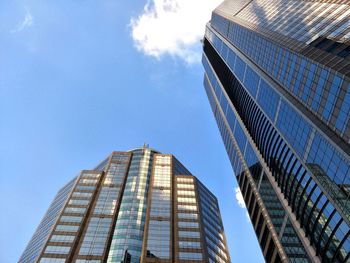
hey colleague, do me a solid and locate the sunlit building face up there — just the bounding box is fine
[202,0,350,262]
[19,147,230,263]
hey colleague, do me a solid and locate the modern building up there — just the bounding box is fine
[19,147,230,263]
[202,0,350,262]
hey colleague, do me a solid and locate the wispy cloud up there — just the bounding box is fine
[11,9,34,33]
[235,187,246,208]
[130,0,221,64]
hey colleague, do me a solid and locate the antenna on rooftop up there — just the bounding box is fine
[143,143,149,149]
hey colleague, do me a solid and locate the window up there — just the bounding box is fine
[93,187,119,215]
[177,197,196,203]
[64,207,86,214]
[155,155,171,164]
[76,260,101,263]
[179,241,201,249]
[68,199,89,206]
[75,185,95,191]
[338,46,350,58]
[177,204,197,211]
[79,179,98,185]
[78,217,112,256]
[153,166,171,187]
[177,184,194,190]
[50,235,75,243]
[178,213,198,219]
[179,252,203,260]
[176,177,193,183]
[40,258,66,263]
[55,225,79,232]
[60,216,83,223]
[177,190,195,196]
[44,245,70,254]
[146,220,170,259]
[178,231,200,238]
[178,221,199,228]
[72,192,93,198]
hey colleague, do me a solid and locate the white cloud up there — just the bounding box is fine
[235,187,246,208]
[235,187,251,222]
[130,0,222,64]
[11,9,34,33]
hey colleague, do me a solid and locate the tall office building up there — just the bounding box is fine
[202,0,350,262]
[19,147,230,263]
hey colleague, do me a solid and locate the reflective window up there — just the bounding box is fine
[146,220,170,259]
[104,162,127,185]
[335,86,350,133]
[178,221,199,228]
[301,64,316,103]
[257,79,280,121]
[44,245,70,254]
[177,190,195,196]
[68,199,89,206]
[60,216,83,223]
[150,189,171,217]
[40,258,66,263]
[179,252,203,260]
[79,178,98,185]
[178,231,200,238]
[19,177,76,263]
[276,100,311,157]
[81,172,100,178]
[75,185,95,191]
[177,184,194,190]
[55,225,79,232]
[155,155,171,164]
[50,234,75,243]
[79,217,112,256]
[234,122,247,153]
[76,260,101,263]
[234,56,246,82]
[312,69,328,111]
[178,213,198,219]
[72,192,93,198]
[322,75,342,121]
[177,204,197,211]
[179,241,201,249]
[177,197,196,203]
[176,177,193,183]
[244,66,259,98]
[64,207,86,214]
[206,237,228,260]
[93,187,119,215]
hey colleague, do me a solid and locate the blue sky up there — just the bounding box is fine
[0,1,264,262]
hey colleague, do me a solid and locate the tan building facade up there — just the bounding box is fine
[19,147,230,263]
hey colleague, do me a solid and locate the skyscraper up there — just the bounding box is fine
[19,147,230,263]
[202,0,350,262]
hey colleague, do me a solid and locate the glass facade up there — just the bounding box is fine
[107,149,153,262]
[20,147,230,263]
[19,177,76,263]
[203,1,350,262]
[144,155,172,260]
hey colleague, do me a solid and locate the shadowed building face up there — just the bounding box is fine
[19,147,230,263]
[202,0,350,262]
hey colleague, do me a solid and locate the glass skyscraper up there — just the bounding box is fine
[19,147,230,263]
[202,0,350,262]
